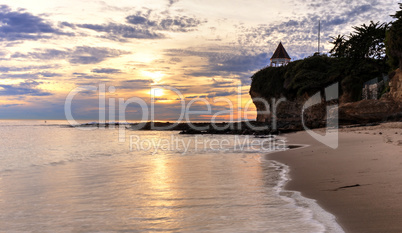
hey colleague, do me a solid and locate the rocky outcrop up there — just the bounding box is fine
[250,91,328,131]
[388,68,402,102]
[338,99,402,124]
[249,90,270,122]
[337,68,402,124]
[251,68,402,129]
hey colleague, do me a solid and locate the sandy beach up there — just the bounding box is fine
[268,122,402,233]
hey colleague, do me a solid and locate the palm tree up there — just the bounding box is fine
[329,35,346,58]
[330,21,388,60]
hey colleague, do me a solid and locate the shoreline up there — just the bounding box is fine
[270,160,345,233]
[267,122,402,233]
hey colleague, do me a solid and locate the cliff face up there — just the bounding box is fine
[249,90,268,122]
[389,68,402,101]
[337,68,402,124]
[250,57,402,130]
[250,91,328,130]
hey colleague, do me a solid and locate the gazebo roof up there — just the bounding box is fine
[270,42,291,60]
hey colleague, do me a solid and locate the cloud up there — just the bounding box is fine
[211,78,239,87]
[77,23,164,40]
[0,103,22,108]
[0,71,61,80]
[11,49,69,60]
[186,71,223,77]
[169,57,182,63]
[0,5,69,41]
[125,14,153,25]
[117,79,153,90]
[320,4,375,28]
[0,80,52,96]
[11,46,130,64]
[72,72,110,80]
[231,0,397,60]
[168,0,180,7]
[0,73,41,79]
[166,48,269,81]
[91,68,121,74]
[77,10,202,40]
[208,52,269,73]
[126,11,203,32]
[71,79,154,92]
[23,5,206,43]
[0,65,60,73]
[59,21,75,29]
[72,9,204,41]
[0,50,7,58]
[69,46,129,64]
[207,90,237,98]
[37,72,60,77]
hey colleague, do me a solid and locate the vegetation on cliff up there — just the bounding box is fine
[250,54,388,102]
[250,8,402,103]
[386,3,402,69]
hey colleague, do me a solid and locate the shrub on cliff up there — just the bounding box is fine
[283,55,339,97]
[330,21,388,60]
[386,3,402,69]
[250,65,286,99]
[250,55,388,102]
[250,55,343,100]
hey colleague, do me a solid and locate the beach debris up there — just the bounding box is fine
[333,184,361,191]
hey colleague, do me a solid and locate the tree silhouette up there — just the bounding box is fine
[330,21,388,61]
[386,3,402,69]
[329,35,346,58]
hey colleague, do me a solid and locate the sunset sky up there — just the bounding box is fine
[0,0,399,121]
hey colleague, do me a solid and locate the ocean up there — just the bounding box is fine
[0,120,344,232]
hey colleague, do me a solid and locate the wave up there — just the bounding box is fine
[270,160,345,233]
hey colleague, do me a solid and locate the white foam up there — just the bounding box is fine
[270,160,345,233]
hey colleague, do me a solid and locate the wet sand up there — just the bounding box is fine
[268,122,402,233]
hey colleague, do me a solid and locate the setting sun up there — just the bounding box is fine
[149,88,165,97]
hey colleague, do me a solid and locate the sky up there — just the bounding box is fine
[0,0,399,121]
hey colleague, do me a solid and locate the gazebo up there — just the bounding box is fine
[270,42,291,67]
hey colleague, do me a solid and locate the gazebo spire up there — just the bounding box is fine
[270,42,291,67]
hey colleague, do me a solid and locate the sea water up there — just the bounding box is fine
[0,120,344,232]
